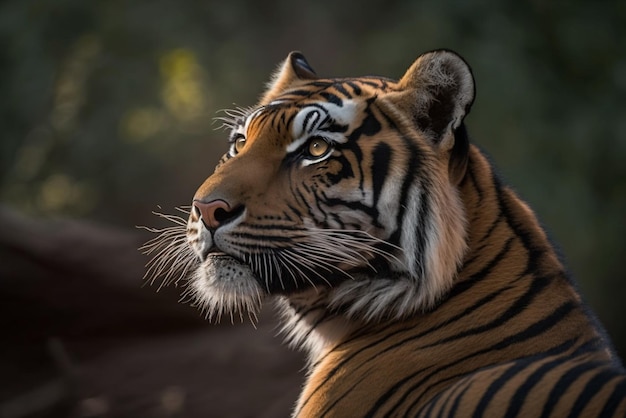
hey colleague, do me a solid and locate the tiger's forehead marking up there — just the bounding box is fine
[287,100,357,153]
[230,106,266,143]
[242,107,267,133]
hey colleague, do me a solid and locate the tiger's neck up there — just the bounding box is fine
[457,145,566,285]
[289,145,617,417]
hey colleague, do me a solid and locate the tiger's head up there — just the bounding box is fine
[184,50,475,325]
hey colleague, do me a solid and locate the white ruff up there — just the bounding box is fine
[183,256,264,324]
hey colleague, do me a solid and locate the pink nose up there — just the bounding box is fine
[193,199,231,229]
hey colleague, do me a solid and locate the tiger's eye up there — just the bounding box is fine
[234,136,247,153]
[308,137,330,157]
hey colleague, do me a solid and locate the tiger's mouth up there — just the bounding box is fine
[204,250,228,259]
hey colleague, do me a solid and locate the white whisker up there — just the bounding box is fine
[290,248,358,281]
[281,250,332,288]
[277,251,319,290]
[138,208,198,292]
[212,105,255,131]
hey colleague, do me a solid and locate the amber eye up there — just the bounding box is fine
[308,137,330,158]
[234,136,247,153]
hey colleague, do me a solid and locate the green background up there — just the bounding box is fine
[1,0,625,357]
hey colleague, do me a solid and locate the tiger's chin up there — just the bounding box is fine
[185,254,265,323]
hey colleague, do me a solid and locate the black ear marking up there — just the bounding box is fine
[289,51,317,80]
[398,50,475,143]
[449,122,470,185]
[259,51,318,104]
[414,83,458,141]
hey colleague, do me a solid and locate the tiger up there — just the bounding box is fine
[144,50,626,417]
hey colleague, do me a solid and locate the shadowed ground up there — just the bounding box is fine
[0,207,303,418]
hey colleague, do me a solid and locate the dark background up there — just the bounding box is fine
[1,0,625,417]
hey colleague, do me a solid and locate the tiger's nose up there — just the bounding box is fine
[193,199,240,230]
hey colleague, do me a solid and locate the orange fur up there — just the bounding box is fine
[166,50,626,417]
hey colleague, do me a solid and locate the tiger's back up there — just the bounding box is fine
[147,50,626,417]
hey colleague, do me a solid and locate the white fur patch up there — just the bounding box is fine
[289,101,357,151]
[275,293,354,364]
[184,255,264,324]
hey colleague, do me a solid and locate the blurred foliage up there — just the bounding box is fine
[1,0,625,355]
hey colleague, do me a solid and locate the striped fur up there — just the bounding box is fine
[291,146,626,417]
[149,50,626,416]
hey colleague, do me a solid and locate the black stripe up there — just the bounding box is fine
[598,376,626,416]
[321,196,379,219]
[285,112,297,129]
[476,337,578,418]
[325,121,349,133]
[381,301,576,417]
[312,189,331,220]
[540,360,606,418]
[418,385,445,417]
[288,300,327,318]
[494,178,547,276]
[298,279,515,414]
[360,80,384,88]
[505,338,601,417]
[420,269,554,351]
[460,213,507,267]
[447,236,514,299]
[477,212,505,244]
[446,380,473,418]
[374,100,421,249]
[308,81,333,88]
[318,370,375,418]
[362,366,438,418]
[285,89,315,97]
[387,135,422,248]
[341,100,373,190]
[433,378,469,418]
[347,97,381,139]
[332,83,351,97]
[297,310,337,346]
[242,223,305,231]
[299,101,331,113]
[490,300,576,350]
[472,364,522,418]
[302,109,320,134]
[567,368,620,418]
[293,182,317,218]
[465,158,484,202]
[325,153,355,184]
[286,204,301,218]
[346,81,362,95]
[413,186,430,277]
[301,181,312,194]
[319,91,344,107]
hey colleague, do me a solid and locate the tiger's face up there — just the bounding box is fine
[185,51,474,322]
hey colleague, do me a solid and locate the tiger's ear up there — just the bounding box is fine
[393,50,475,184]
[397,50,475,141]
[259,51,318,105]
